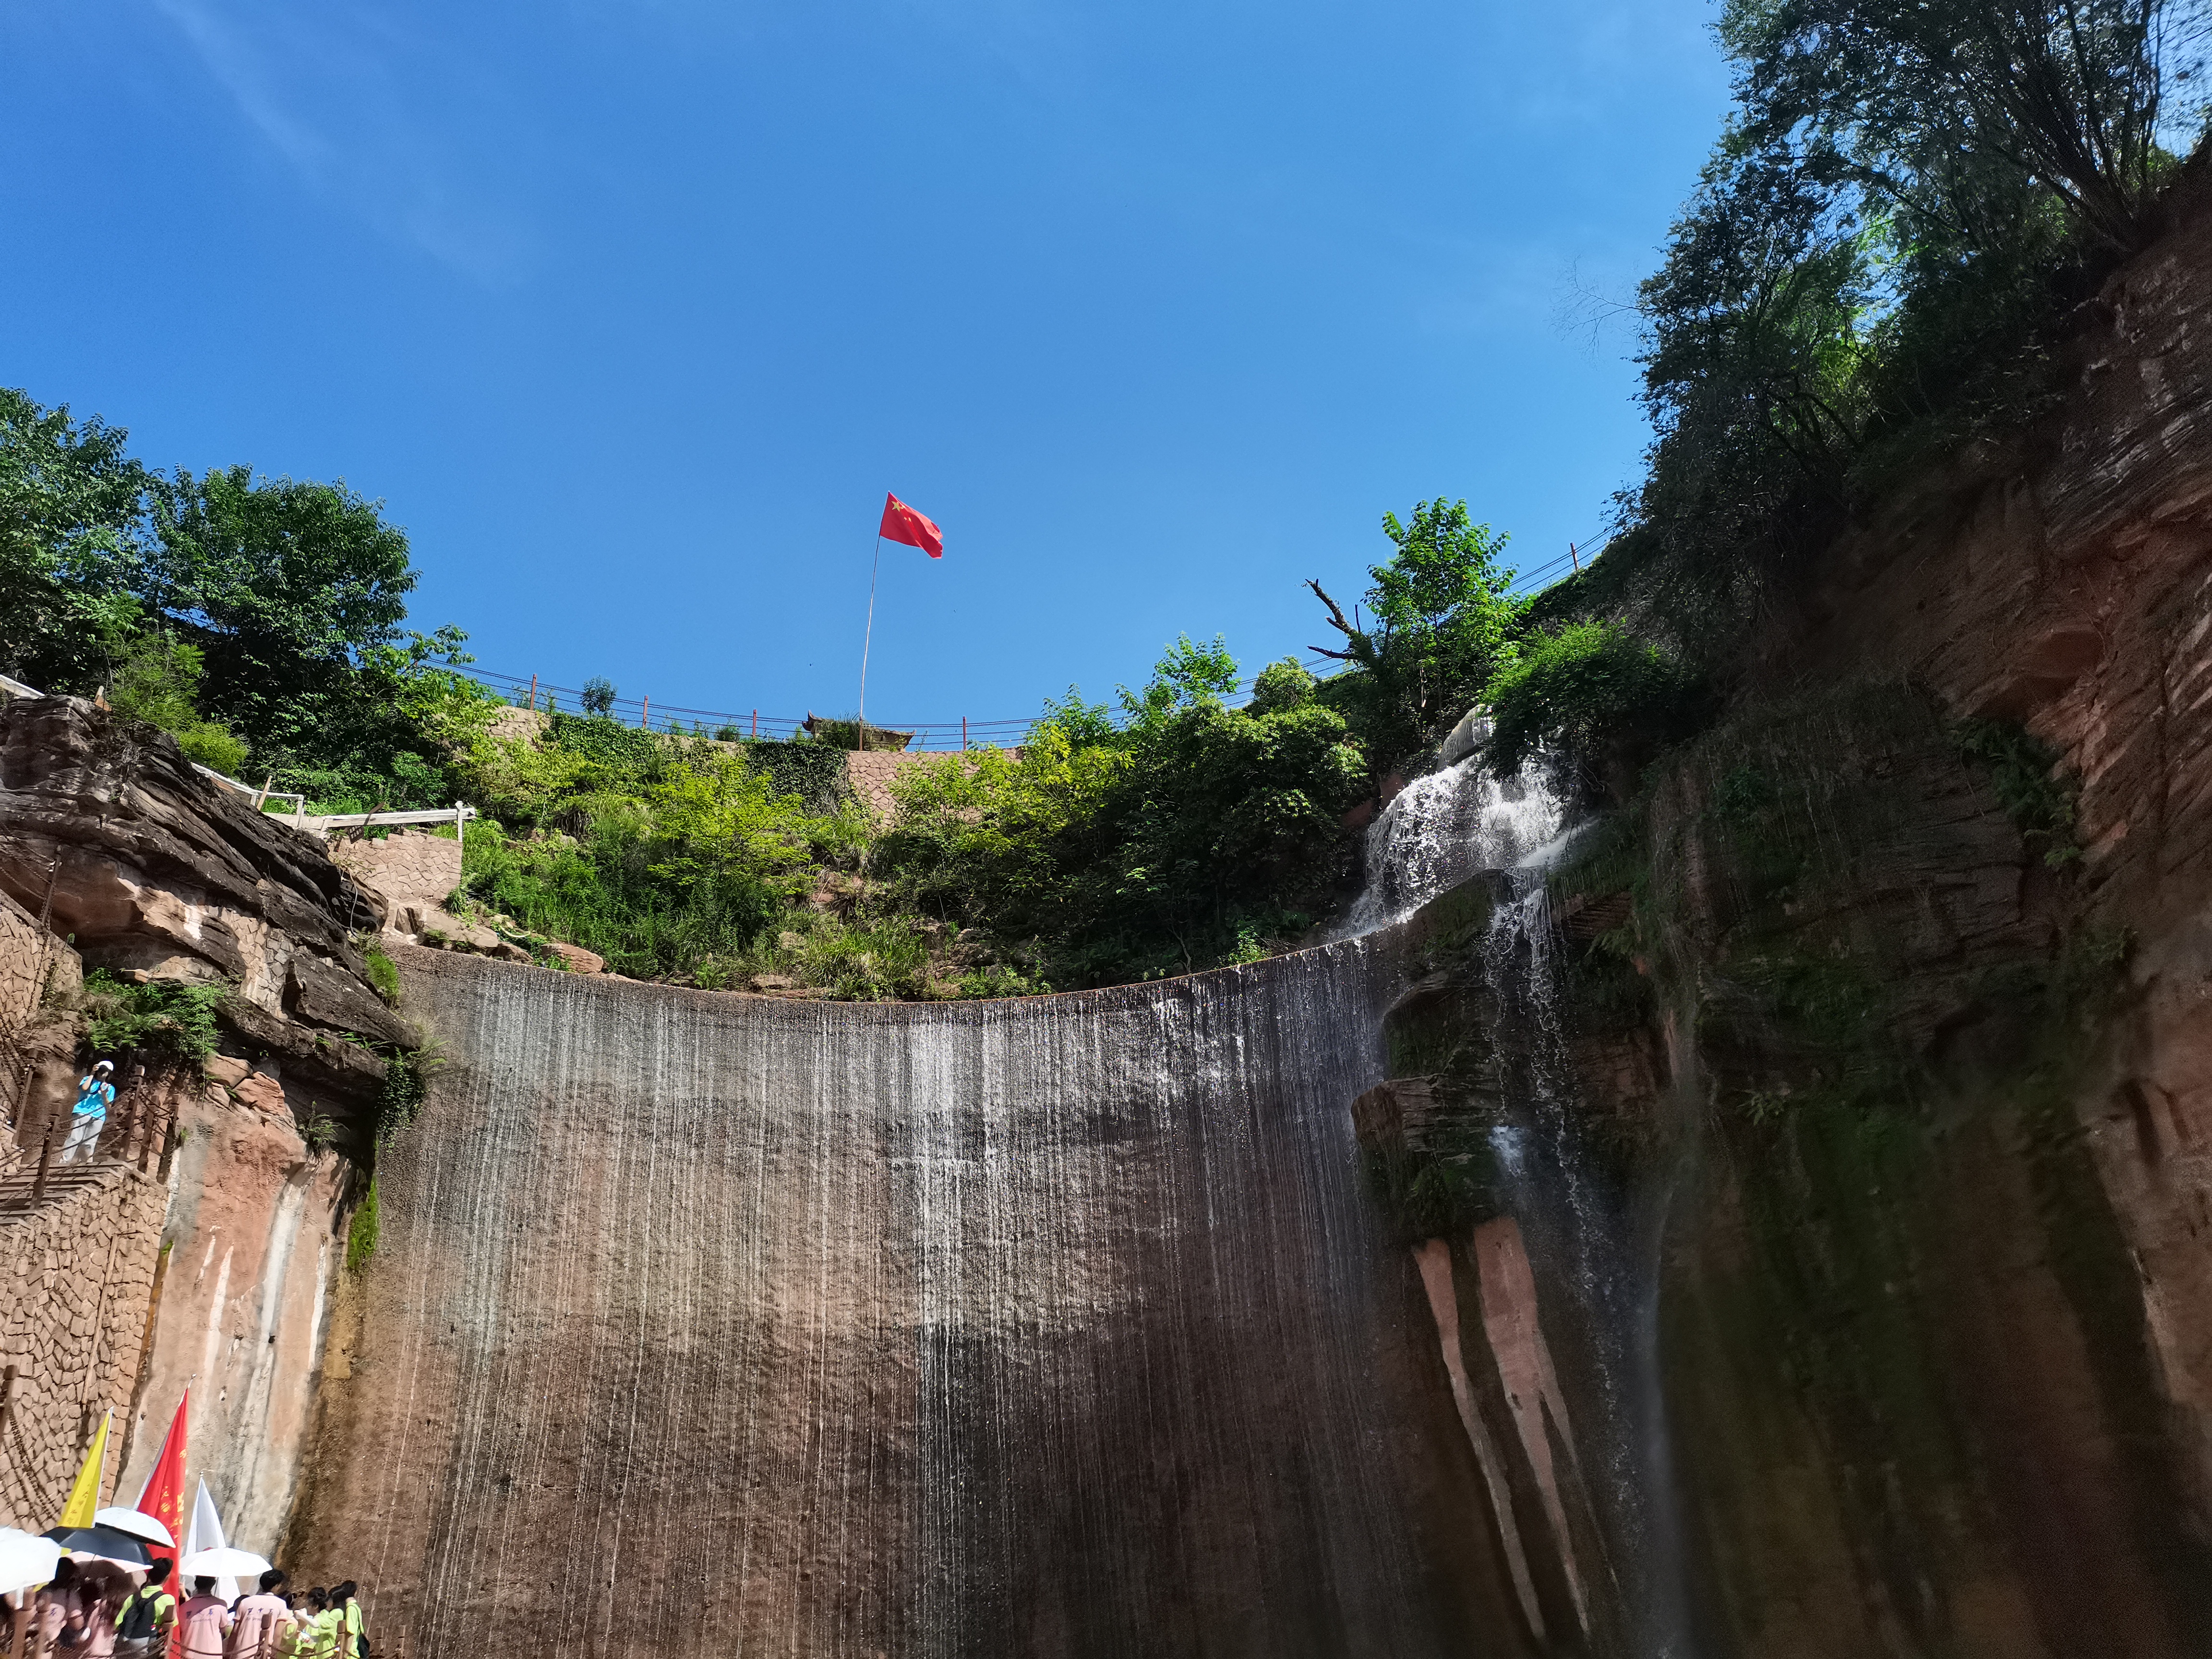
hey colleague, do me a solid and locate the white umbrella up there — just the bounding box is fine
[92,1508,175,1549]
[0,1528,62,1597]
[181,1547,270,1581]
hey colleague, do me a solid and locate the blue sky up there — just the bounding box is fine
[2,0,1730,739]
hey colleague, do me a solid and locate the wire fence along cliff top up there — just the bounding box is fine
[0,534,1606,757]
[464,532,1607,754]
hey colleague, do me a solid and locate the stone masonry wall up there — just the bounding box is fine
[0,886,48,1033]
[0,1164,167,1529]
[328,830,462,929]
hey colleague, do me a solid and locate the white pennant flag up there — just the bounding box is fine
[183,1480,240,1602]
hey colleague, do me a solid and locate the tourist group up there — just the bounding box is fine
[1,1395,367,1657]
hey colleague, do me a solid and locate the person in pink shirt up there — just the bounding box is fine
[35,1558,88,1654]
[224,1572,292,1659]
[72,1561,132,1658]
[170,1578,230,1659]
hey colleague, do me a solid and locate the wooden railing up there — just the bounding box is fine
[0,1086,177,1209]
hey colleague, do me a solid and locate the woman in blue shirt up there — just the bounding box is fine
[62,1058,115,1164]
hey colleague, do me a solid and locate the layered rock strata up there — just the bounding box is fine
[0,697,409,1122]
[0,698,411,1548]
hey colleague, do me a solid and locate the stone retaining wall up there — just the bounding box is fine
[0,1164,166,1528]
[0,887,48,1033]
[329,830,463,926]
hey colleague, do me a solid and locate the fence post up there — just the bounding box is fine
[30,1116,57,1201]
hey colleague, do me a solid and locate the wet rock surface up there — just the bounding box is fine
[287,940,1539,1659]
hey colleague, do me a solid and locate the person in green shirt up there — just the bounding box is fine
[113,1561,177,1658]
[329,1582,364,1659]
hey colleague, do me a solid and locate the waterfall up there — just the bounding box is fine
[287,726,1700,1658]
[1478,872,1691,1659]
[1341,753,1565,936]
[1337,735,1690,1656]
[304,941,1532,1659]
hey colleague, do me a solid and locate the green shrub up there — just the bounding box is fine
[806,717,912,752]
[107,634,253,779]
[80,971,228,1063]
[785,914,934,1000]
[878,638,1366,988]
[1483,620,1707,786]
[176,724,250,777]
[955,962,1050,998]
[740,740,852,816]
[376,1046,436,1142]
[345,1180,380,1272]
[456,738,865,982]
[1954,719,2080,866]
[542,710,666,787]
[362,945,401,1005]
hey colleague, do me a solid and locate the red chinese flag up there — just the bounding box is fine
[879,493,944,558]
[134,1390,188,1571]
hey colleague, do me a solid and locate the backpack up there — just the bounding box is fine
[117,1589,170,1641]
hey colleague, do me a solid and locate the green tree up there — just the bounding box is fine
[1723,0,2211,255]
[1629,141,1878,610]
[882,638,1366,985]
[0,388,152,692]
[145,467,418,760]
[1306,499,1525,773]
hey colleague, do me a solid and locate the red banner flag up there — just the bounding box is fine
[879,493,944,558]
[133,1390,188,1572]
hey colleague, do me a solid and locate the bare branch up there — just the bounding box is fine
[1306,578,1358,639]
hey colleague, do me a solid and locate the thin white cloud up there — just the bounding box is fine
[149,0,532,285]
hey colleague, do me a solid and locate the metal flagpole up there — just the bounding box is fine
[857,533,884,743]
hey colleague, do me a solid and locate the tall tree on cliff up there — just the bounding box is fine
[1307,499,1525,775]
[0,389,153,692]
[1621,0,2211,642]
[146,467,416,745]
[1722,0,2212,254]
[145,467,487,800]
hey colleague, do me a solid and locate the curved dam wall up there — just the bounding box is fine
[289,938,1524,1658]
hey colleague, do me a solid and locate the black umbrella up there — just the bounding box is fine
[41,1526,153,1568]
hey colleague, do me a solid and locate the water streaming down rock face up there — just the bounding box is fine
[291,941,1544,1659]
[1343,751,1565,934]
[1346,747,1690,1657]
[1475,872,1689,1659]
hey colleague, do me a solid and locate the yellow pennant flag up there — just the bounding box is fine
[56,1412,111,1529]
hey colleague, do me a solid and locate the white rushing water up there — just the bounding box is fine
[1340,751,1566,936]
[1339,728,1691,1656]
